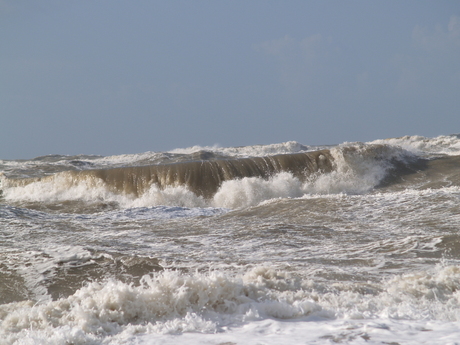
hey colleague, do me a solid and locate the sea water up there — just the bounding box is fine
[1,135,460,344]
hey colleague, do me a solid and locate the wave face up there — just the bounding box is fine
[2,134,460,344]
[76,149,334,198]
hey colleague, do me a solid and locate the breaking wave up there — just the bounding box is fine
[0,144,421,210]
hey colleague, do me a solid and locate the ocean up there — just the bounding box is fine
[1,134,460,345]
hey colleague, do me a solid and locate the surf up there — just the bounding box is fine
[0,144,429,210]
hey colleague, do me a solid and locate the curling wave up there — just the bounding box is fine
[1,150,333,197]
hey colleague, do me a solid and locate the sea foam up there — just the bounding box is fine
[3,265,460,344]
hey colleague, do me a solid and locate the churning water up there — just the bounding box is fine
[1,134,460,344]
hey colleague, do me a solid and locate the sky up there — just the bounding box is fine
[1,0,460,159]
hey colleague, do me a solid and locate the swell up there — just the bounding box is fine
[1,150,334,199]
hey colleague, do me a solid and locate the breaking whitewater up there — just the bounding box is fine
[1,134,460,345]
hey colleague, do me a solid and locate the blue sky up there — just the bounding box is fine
[1,0,459,159]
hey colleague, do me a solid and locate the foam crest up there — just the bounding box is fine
[303,143,412,194]
[212,172,303,208]
[388,266,460,304]
[124,184,207,208]
[1,171,118,204]
[91,151,166,166]
[169,141,312,157]
[370,134,460,156]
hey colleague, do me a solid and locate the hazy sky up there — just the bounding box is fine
[1,1,459,159]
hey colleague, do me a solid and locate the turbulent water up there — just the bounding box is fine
[1,134,460,345]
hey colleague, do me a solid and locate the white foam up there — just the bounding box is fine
[369,134,460,156]
[0,267,324,344]
[133,318,460,345]
[90,151,167,167]
[304,143,406,194]
[123,184,207,209]
[169,141,313,157]
[212,172,304,208]
[3,265,460,344]
[2,172,116,204]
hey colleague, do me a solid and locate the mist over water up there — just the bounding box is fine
[1,134,460,344]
